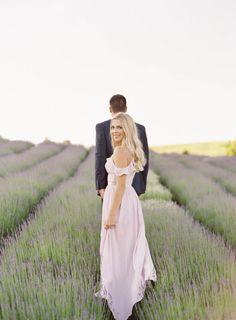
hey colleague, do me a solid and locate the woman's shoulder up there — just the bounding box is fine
[113,146,133,167]
[113,146,132,157]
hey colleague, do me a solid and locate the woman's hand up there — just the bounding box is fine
[99,189,105,199]
[104,214,116,230]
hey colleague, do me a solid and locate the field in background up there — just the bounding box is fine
[150,140,229,156]
[0,137,235,319]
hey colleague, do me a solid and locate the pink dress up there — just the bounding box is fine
[95,157,157,320]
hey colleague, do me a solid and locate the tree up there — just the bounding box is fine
[226,140,236,156]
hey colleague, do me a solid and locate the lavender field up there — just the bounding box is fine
[0,140,236,320]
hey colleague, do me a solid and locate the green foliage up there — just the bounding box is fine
[139,170,172,201]
[151,141,229,156]
[63,140,71,145]
[225,140,236,156]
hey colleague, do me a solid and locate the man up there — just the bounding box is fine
[95,94,149,198]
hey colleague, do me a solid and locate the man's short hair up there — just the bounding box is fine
[109,94,127,113]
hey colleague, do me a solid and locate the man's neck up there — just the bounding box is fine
[110,110,126,118]
[111,112,117,118]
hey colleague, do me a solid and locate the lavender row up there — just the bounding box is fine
[0,145,87,239]
[140,170,172,201]
[0,136,8,144]
[137,199,236,320]
[0,140,33,156]
[166,153,236,198]
[207,155,236,175]
[0,141,65,177]
[150,152,236,249]
[0,148,235,319]
[0,148,105,320]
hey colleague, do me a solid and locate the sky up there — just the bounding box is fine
[0,0,235,147]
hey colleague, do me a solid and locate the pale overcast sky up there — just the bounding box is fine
[0,0,235,147]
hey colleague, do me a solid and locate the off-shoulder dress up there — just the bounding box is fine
[95,157,157,320]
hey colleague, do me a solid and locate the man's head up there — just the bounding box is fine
[109,94,127,116]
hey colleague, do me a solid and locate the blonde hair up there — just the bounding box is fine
[110,112,146,171]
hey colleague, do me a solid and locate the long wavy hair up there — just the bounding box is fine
[110,112,146,172]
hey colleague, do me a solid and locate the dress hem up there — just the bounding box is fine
[94,266,157,320]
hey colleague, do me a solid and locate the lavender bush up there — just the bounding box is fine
[0,140,33,156]
[139,170,172,201]
[168,153,236,197]
[207,155,236,174]
[0,148,106,320]
[0,148,235,319]
[0,145,87,239]
[0,136,8,144]
[0,141,65,177]
[150,152,236,249]
[137,199,236,320]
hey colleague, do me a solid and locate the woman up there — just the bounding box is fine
[95,112,157,320]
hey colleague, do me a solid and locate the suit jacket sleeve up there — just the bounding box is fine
[95,123,108,194]
[142,126,149,190]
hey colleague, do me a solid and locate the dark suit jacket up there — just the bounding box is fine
[95,119,149,195]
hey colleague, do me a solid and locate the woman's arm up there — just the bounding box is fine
[104,147,131,229]
[108,173,126,217]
